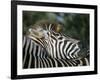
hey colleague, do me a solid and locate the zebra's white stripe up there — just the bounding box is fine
[40,58,43,68]
[69,44,80,59]
[85,58,89,66]
[37,44,41,57]
[60,41,66,59]
[23,36,26,47]
[74,48,80,58]
[64,41,72,59]
[48,24,52,31]
[34,57,37,68]
[61,59,69,67]
[42,58,47,68]
[47,57,53,67]
[57,40,61,59]
[57,59,65,67]
[33,42,37,57]
[23,38,30,67]
[53,58,58,67]
[44,57,50,67]
[28,54,32,68]
[67,60,74,66]
[28,40,33,68]
[51,38,56,58]
[67,43,75,56]
[79,59,83,66]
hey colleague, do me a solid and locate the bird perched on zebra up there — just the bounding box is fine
[23,20,89,68]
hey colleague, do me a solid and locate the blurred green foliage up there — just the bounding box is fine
[23,11,89,48]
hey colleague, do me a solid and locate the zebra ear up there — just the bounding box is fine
[56,24,63,32]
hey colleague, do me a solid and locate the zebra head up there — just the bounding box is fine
[27,21,86,60]
[28,21,62,39]
[27,21,63,47]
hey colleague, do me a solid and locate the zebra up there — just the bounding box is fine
[23,36,89,68]
[26,21,90,67]
[23,36,81,68]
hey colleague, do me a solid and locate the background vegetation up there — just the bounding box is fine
[23,11,89,48]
